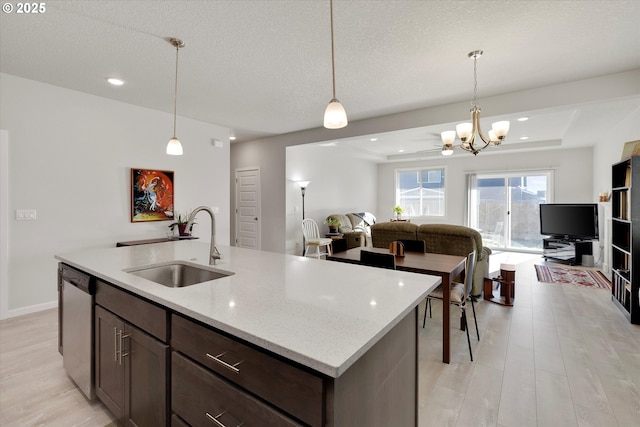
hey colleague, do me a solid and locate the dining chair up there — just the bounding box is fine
[359,250,396,270]
[398,239,427,252]
[301,219,333,258]
[422,251,479,361]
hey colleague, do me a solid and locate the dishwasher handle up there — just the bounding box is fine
[61,264,94,294]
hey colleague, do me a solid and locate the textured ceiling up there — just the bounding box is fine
[1,0,639,154]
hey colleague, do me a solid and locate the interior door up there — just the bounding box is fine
[235,168,261,249]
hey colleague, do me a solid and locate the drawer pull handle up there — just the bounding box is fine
[205,410,245,427]
[206,352,243,373]
[206,410,228,427]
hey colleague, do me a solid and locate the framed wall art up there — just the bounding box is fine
[131,168,175,222]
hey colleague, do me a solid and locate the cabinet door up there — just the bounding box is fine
[124,323,169,427]
[95,305,125,422]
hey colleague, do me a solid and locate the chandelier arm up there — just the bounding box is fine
[471,107,492,148]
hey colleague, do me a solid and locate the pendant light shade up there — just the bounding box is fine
[324,99,348,129]
[323,0,348,129]
[166,38,185,155]
[166,137,183,155]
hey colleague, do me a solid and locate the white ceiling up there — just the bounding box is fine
[1,1,639,158]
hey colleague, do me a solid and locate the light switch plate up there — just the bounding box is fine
[16,209,37,220]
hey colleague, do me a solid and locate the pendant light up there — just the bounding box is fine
[323,0,348,129]
[166,38,185,155]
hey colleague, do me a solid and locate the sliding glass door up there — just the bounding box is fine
[468,171,552,251]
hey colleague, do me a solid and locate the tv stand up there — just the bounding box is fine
[542,238,593,265]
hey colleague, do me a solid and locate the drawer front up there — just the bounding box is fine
[171,314,323,426]
[96,280,168,342]
[171,414,189,427]
[172,352,301,427]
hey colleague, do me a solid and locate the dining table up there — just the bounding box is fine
[327,246,467,364]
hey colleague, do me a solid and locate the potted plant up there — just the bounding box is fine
[324,217,341,234]
[168,211,195,237]
[393,205,404,220]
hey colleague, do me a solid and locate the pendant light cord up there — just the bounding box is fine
[330,0,337,99]
[173,44,179,138]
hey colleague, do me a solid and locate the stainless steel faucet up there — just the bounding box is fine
[185,206,221,265]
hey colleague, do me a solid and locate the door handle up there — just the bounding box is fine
[113,327,118,362]
[254,217,258,221]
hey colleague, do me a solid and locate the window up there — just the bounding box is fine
[396,167,445,217]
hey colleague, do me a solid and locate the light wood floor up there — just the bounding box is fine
[1,255,639,426]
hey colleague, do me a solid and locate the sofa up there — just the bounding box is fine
[370,222,491,296]
[325,213,375,249]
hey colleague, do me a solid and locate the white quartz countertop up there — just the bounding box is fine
[56,241,440,377]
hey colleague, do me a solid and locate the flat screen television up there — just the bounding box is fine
[539,203,599,241]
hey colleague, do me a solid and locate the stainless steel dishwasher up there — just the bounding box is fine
[59,263,95,400]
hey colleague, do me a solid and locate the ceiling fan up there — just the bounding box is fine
[411,133,449,154]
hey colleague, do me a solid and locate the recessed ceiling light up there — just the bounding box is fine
[229,136,236,141]
[398,149,405,153]
[517,117,529,122]
[370,138,378,142]
[520,136,529,140]
[107,78,124,86]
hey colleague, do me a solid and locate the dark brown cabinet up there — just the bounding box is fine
[95,283,169,426]
[62,268,418,427]
[172,352,301,427]
[171,314,323,426]
[171,310,418,427]
[95,306,125,418]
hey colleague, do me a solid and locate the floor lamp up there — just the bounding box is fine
[297,181,310,253]
[297,181,310,219]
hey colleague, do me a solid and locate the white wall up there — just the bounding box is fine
[286,144,378,254]
[592,105,640,272]
[377,147,594,226]
[230,137,288,253]
[592,105,640,199]
[0,74,230,318]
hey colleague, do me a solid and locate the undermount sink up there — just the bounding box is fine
[125,261,234,288]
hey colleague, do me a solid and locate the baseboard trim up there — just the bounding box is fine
[1,300,57,320]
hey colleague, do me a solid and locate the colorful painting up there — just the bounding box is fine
[131,168,174,222]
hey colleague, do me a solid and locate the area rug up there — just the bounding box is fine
[534,264,611,289]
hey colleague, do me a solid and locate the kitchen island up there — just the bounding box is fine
[56,240,440,426]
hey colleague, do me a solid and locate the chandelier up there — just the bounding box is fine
[441,50,509,156]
